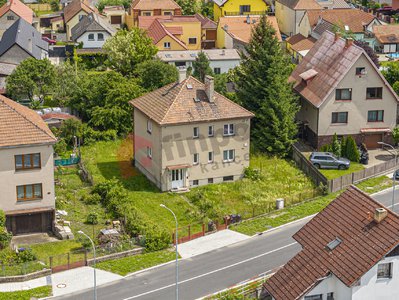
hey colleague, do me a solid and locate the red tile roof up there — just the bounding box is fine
[373,24,399,44]
[41,112,78,121]
[145,18,187,49]
[64,0,97,23]
[131,0,180,10]
[0,95,56,148]
[130,76,254,125]
[264,185,399,300]
[287,33,316,52]
[290,31,399,107]
[0,0,33,24]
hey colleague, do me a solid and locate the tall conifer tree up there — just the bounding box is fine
[235,16,299,156]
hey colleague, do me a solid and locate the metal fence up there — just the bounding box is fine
[54,157,80,166]
[0,261,47,277]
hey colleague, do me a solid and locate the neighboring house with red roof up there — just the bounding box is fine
[129,73,254,191]
[298,9,381,43]
[126,0,182,28]
[64,0,98,41]
[0,0,34,38]
[263,185,399,300]
[275,0,350,37]
[286,33,316,63]
[0,95,57,235]
[41,112,79,128]
[373,24,399,54]
[216,16,281,51]
[139,14,216,50]
[291,31,399,149]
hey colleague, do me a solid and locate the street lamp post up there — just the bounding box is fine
[160,204,178,300]
[78,230,97,300]
[378,141,397,210]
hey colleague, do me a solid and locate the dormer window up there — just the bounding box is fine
[88,33,95,41]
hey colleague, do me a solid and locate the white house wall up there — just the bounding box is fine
[77,31,111,48]
[302,274,352,300]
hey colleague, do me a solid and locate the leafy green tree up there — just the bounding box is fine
[331,133,341,157]
[340,136,347,158]
[235,15,299,156]
[393,126,399,145]
[175,0,200,14]
[214,73,237,101]
[200,1,214,19]
[393,81,399,96]
[50,0,60,11]
[103,28,158,76]
[96,0,129,12]
[134,59,178,91]
[193,51,213,82]
[354,40,380,68]
[6,58,56,103]
[53,62,79,106]
[382,62,399,87]
[86,212,99,225]
[345,136,360,162]
[58,118,84,146]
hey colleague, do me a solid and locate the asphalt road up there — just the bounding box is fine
[56,186,398,300]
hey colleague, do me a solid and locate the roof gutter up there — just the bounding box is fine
[0,141,56,150]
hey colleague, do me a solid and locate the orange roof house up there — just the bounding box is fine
[0,0,34,38]
[64,0,98,40]
[216,16,281,50]
[264,186,399,300]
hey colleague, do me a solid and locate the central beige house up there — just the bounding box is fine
[130,75,254,191]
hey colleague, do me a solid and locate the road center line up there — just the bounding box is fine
[122,242,298,300]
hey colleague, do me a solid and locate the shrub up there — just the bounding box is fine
[82,193,101,205]
[0,210,6,227]
[144,226,171,252]
[345,136,360,162]
[340,136,347,158]
[92,179,120,202]
[393,126,399,146]
[0,228,12,249]
[243,167,264,181]
[320,144,331,152]
[86,212,99,225]
[331,133,341,157]
[16,248,36,263]
[54,138,67,156]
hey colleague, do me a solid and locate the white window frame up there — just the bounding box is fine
[188,37,197,45]
[88,33,95,41]
[147,120,152,134]
[193,153,199,165]
[193,127,199,138]
[97,33,104,41]
[223,149,235,162]
[377,262,392,279]
[223,124,235,136]
[164,41,171,49]
[208,151,213,163]
[147,147,152,159]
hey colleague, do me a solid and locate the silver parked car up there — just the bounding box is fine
[309,152,350,170]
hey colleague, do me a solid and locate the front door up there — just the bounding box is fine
[171,169,185,189]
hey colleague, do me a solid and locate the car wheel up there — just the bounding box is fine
[314,163,320,169]
[338,165,346,170]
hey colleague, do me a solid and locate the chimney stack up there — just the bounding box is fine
[374,208,388,223]
[345,38,353,48]
[178,67,186,83]
[204,75,214,103]
[335,32,341,41]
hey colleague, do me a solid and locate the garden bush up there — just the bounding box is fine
[0,210,6,227]
[244,167,264,181]
[86,212,99,225]
[0,228,12,249]
[144,226,171,252]
[82,193,101,205]
[345,136,360,162]
[16,248,36,263]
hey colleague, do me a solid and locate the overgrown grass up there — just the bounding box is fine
[356,175,392,194]
[28,240,84,266]
[81,140,316,231]
[319,162,364,180]
[96,249,176,276]
[230,193,338,236]
[0,285,52,300]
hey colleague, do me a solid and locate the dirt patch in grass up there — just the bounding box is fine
[117,135,138,179]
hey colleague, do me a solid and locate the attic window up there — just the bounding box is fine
[326,237,342,251]
[344,25,350,31]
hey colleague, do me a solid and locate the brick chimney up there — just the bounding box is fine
[345,38,353,48]
[374,208,388,223]
[335,32,341,41]
[204,75,214,103]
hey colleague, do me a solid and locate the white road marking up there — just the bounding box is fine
[122,242,298,300]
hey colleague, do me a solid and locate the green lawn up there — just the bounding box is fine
[319,162,364,180]
[0,285,52,300]
[81,139,316,232]
[96,249,176,276]
[28,240,84,266]
[230,175,394,236]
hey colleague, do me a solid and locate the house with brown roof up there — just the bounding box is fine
[0,95,57,235]
[64,0,98,40]
[126,0,182,28]
[292,31,399,149]
[129,73,254,191]
[275,0,350,36]
[373,24,399,54]
[139,14,216,51]
[263,185,399,300]
[0,0,34,38]
[216,16,281,51]
[298,8,381,42]
[286,33,316,63]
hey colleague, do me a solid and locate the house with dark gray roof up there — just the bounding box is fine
[71,13,116,49]
[0,18,48,65]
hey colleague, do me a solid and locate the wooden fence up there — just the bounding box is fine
[292,144,398,193]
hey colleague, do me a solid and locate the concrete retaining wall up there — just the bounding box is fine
[0,269,51,283]
[87,247,144,266]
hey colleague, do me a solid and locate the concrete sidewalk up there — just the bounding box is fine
[177,229,250,259]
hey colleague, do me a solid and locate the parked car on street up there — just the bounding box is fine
[309,152,351,170]
[394,169,399,180]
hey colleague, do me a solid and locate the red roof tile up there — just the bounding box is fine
[64,0,98,23]
[0,0,33,24]
[0,96,56,148]
[264,186,399,300]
